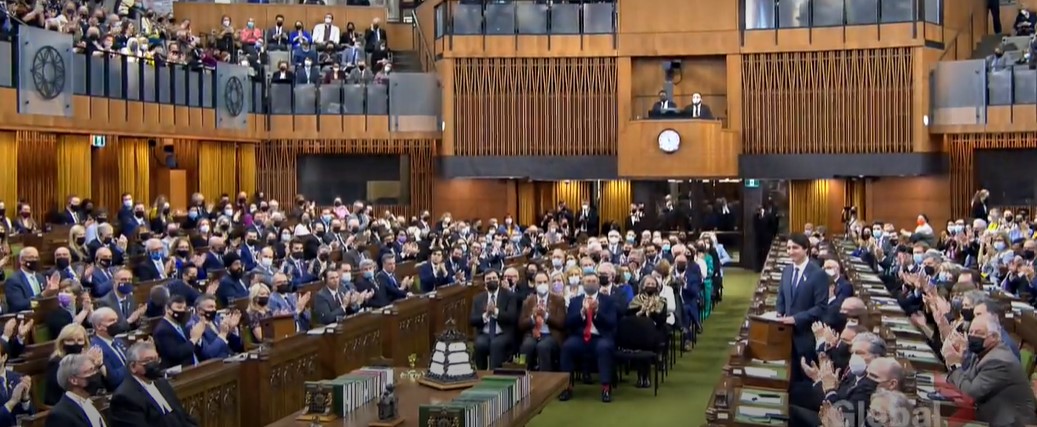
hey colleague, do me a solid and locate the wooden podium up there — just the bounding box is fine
[261,314,298,342]
[746,315,792,361]
[155,169,187,211]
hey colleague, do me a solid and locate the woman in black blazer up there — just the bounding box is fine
[971,189,990,221]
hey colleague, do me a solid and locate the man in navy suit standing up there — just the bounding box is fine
[775,233,829,382]
[558,273,618,403]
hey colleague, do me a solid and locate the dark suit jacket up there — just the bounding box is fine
[370,271,407,308]
[134,258,165,283]
[0,371,35,426]
[517,293,566,344]
[564,294,618,340]
[45,309,75,340]
[110,376,198,427]
[294,66,320,85]
[311,287,352,326]
[43,394,93,427]
[469,290,519,338]
[684,102,713,119]
[153,318,198,369]
[90,336,129,391]
[419,263,452,293]
[5,270,45,312]
[96,291,136,334]
[59,209,82,225]
[775,261,829,355]
[216,275,249,307]
[810,375,877,419]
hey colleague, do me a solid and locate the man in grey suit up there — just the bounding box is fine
[944,315,1037,427]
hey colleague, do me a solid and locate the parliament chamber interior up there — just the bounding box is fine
[1,0,1037,425]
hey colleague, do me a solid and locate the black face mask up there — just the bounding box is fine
[143,361,164,380]
[134,211,144,219]
[961,308,975,321]
[246,238,257,246]
[176,249,190,258]
[598,274,611,285]
[923,265,936,276]
[203,310,217,321]
[64,343,84,354]
[83,373,104,395]
[102,236,113,245]
[590,254,601,263]
[967,336,986,354]
[98,259,111,268]
[55,258,70,270]
[332,227,342,233]
[74,237,85,246]
[171,310,189,324]
[229,269,243,279]
[675,262,687,271]
[277,284,292,294]
[256,296,269,306]
[23,261,38,272]
[291,251,303,260]
[485,280,500,292]
[1024,250,1036,261]
[316,231,325,238]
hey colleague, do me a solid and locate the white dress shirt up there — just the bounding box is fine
[582,295,599,335]
[133,377,173,413]
[481,291,501,335]
[660,285,677,325]
[66,391,107,427]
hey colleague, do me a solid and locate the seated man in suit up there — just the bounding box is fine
[793,332,884,425]
[135,239,171,282]
[96,268,146,336]
[152,295,202,369]
[88,308,129,391]
[82,247,116,298]
[649,90,678,116]
[367,256,409,308]
[282,240,315,286]
[0,342,34,427]
[469,270,518,370]
[311,269,368,326]
[187,295,244,361]
[199,237,227,281]
[558,273,618,403]
[419,249,453,293]
[446,245,471,282]
[52,247,80,283]
[216,253,250,307]
[109,341,198,427]
[239,229,260,272]
[268,273,312,331]
[86,223,125,266]
[249,247,279,286]
[6,246,50,313]
[43,354,105,427]
[518,272,566,372]
[684,92,713,119]
[943,314,1037,426]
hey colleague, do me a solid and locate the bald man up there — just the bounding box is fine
[52,247,79,282]
[135,239,170,282]
[7,247,50,311]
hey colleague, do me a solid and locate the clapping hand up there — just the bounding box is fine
[819,401,846,427]
[45,273,60,292]
[298,291,311,309]
[17,319,33,340]
[225,311,242,329]
[819,358,840,392]
[811,321,825,339]
[942,332,966,366]
[800,357,821,382]
[86,347,103,366]
[2,319,15,340]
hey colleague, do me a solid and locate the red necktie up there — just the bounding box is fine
[583,298,595,343]
[533,300,545,339]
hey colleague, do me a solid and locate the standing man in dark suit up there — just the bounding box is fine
[518,272,566,372]
[363,17,387,55]
[59,196,83,225]
[469,270,518,370]
[0,342,34,427]
[44,354,107,427]
[419,249,453,293]
[752,206,779,272]
[576,201,599,237]
[153,295,202,369]
[372,256,410,307]
[988,0,1002,34]
[109,341,198,427]
[775,233,829,381]
[558,273,619,403]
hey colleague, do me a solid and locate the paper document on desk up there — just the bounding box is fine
[741,390,783,406]
[307,324,336,335]
[743,366,779,378]
[751,359,785,366]
[738,405,778,418]
[898,340,930,350]
[898,349,936,359]
[882,316,912,326]
[756,311,782,322]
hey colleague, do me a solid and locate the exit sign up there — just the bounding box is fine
[91,135,106,148]
[744,179,760,188]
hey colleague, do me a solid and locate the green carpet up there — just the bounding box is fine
[528,269,757,427]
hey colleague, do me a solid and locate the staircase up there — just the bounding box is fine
[973,34,1006,59]
[393,50,425,72]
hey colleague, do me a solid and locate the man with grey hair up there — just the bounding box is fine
[973,299,1021,361]
[796,332,884,426]
[88,307,129,389]
[6,246,48,312]
[136,239,169,281]
[109,341,197,426]
[944,314,1037,426]
[866,389,914,427]
[45,354,105,427]
[866,357,905,392]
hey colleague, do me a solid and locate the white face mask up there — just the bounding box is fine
[281,233,291,242]
[324,18,332,24]
[608,237,619,245]
[848,354,867,376]
[824,268,837,277]
[260,258,273,268]
[536,284,549,296]
[567,276,580,285]
[199,225,210,234]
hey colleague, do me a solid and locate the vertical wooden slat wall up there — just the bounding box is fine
[547,182,592,216]
[237,144,258,197]
[946,133,1037,216]
[845,180,867,221]
[149,139,202,200]
[16,131,58,222]
[453,57,618,156]
[0,132,18,220]
[256,139,436,219]
[788,180,831,230]
[742,48,913,154]
[599,181,632,231]
[516,182,537,227]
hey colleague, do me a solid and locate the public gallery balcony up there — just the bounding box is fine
[0,27,441,140]
[930,56,1037,133]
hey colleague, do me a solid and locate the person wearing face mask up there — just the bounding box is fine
[87,308,129,391]
[295,55,319,85]
[109,341,198,427]
[46,281,92,340]
[45,352,108,427]
[266,272,313,331]
[249,246,278,285]
[683,91,713,119]
[244,284,274,342]
[558,274,618,403]
[216,253,249,307]
[0,340,34,426]
[188,295,243,361]
[622,275,669,388]
[469,271,517,370]
[153,294,204,369]
[518,272,565,372]
[419,249,453,293]
[795,332,884,426]
[45,324,105,406]
[943,315,1037,426]
[282,240,315,287]
[6,246,55,312]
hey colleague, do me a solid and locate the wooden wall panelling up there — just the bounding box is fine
[946,133,1037,217]
[788,179,833,231]
[439,59,455,156]
[865,177,950,231]
[618,120,740,178]
[238,144,258,197]
[726,54,743,132]
[170,4,385,40]
[845,180,867,222]
[258,139,436,219]
[629,57,728,121]
[0,132,18,217]
[433,179,516,223]
[16,132,58,222]
[741,48,914,154]
[198,142,241,200]
[92,144,121,216]
[56,135,93,204]
[616,0,740,56]
[517,181,537,227]
[116,137,153,208]
[452,57,618,156]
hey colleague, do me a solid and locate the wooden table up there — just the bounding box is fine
[265,370,569,427]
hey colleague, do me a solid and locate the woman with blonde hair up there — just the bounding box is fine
[45,323,105,405]
[68,225,89,263]
[149,195,173,232]
[562,266,584,306]
[246,283,273,342]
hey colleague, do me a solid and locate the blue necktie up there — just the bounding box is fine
[488,294,497,336]
[791,267,800,299]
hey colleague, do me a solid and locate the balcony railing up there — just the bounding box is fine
[433,0,617,37]
[929,58,1037,126]
[743,0,942,29]
[0,26,440,132]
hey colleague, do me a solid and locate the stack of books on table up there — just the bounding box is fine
[418,373,531,427]
[303,366,395,417]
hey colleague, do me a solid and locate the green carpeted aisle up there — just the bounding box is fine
[528,269,757,427]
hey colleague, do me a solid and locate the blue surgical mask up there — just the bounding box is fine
[322,215,332,223]
[363,271,374,280]
[149,252,162,261]
[582,267,596,274]
[912,254,923,264]
[994,242,1007,251]
[623,272,631,282]
[188,211,198,220]
[341,275,352,284]
[662,244,671,252]
[117,283,134,295]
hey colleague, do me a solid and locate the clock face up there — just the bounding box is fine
[658,129,680,154]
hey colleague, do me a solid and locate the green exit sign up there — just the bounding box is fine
[744,179,760,188]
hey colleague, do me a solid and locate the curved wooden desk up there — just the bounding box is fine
[618,119,740,178]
